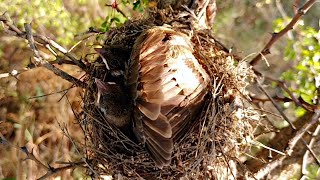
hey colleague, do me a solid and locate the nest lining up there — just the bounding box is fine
[79,11,256,179]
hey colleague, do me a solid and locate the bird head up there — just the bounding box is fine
[94,78,132,127]
[94,78,118,105]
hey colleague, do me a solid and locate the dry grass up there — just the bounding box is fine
[0,66,85,179]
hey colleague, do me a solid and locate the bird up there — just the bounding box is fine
[95,26,210,168]
[126,26,210,168]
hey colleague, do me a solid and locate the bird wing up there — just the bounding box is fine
[127,26,210,168]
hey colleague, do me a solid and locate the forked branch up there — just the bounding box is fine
[249,0,316,66]
[0,13,87,88]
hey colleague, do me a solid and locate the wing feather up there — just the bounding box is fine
[137,101,160,120]
[144,117,172,138]
[127,26,210,167]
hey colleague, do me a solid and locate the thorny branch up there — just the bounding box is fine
[0,134,85,180]
[301,124,320,178]
[256,78,296,129]
[37,161,85,180]
[249,0,316,66]
[253,77,320,179]
[22,148,85,180]
[58,119,100,177]
[253,111,320,179]
[0,13,87,88]
[20,146,85,180]
[250,15,320,175]
[105,1,127,18]
[253,70,320,111]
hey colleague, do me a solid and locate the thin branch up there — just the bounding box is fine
[250,0,316,66]
[21,147,49,170]
[50,57,80,65]
[37,161,85,180]
[59,122,100,177]
[302,124,320,177]
[254,68,319,111]
[0,134,85,180]
[251,96,292,103]
[28,87,74,99]
[105,1,127,18]
[252,141,286,156]
[253,156,286,179]
[24,23,87,88]
[286,111,320,160]
[217,142,236,180]
[21,146,85,180]
[0,13,86,70]
[33,34,86,69]
[257,76,320,158]
[256,77,296,129]
[0,13,24,35]
[0,68,25,79]
[251,107,320,179]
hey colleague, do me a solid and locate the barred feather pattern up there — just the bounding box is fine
[127,26,210,168]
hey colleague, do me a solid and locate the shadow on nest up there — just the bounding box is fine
[79,10,256,179]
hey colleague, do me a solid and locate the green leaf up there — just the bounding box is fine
[295,107,306,117]
[111,17,120,23]
[306,164,320,179]
[133,0,144,12]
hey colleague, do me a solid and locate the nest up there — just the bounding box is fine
[79,10,256,179]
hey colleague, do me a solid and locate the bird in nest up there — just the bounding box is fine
[95,26,210,168]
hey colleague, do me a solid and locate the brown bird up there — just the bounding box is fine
[126,26,210,168]
[95,78,132,128]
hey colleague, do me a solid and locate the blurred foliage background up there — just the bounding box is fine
[0,0,319,179]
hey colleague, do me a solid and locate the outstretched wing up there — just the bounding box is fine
[127,26,210,168]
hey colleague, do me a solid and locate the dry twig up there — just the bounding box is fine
[0,13,86,69]
[254,70,320,111]
[256,78,296,129]
[252,78,320,179]
[24,23,86,88]
[105,0,127,18]
[0,134,85,180]
[0,13,87,88]
[301,124,320,178]
[253,111,320,179]
[249,0,316,66]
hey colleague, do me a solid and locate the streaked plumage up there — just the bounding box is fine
[127,26,210,168]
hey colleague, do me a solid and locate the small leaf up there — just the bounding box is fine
[133,0,144,12]
[295,107,306,117]
[111,17,120,23]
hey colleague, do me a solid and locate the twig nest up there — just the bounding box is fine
[80,10,256,179]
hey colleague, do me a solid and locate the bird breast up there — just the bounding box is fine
[126,26,210,167]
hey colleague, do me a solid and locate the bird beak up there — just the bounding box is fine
[95,78,118,105]
[94,48,104,55]
[95,78,108,93]
[95,78,108,105]
[95,48,110,70]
